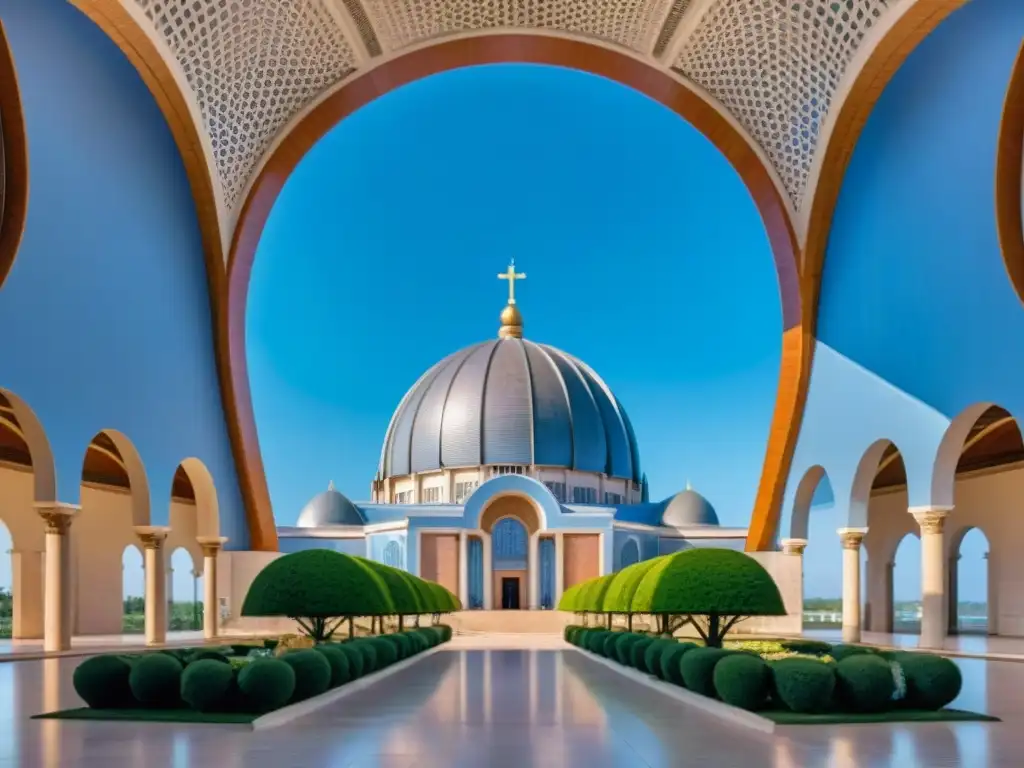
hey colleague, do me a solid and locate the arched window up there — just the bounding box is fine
[382,540,403,568]
[619,538,640,569]
[493,518,527,560]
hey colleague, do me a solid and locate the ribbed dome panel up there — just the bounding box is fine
[481,339,533,465]
[525,343,574,468]
[440,342,496,467]
[379,338,640,482]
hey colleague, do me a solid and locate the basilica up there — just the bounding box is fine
[278,265,747,609]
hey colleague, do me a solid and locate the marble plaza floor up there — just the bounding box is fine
[0,637,1021,767]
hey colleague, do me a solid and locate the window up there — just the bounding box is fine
[572,486,597,504]
[491,465,525,476]
[544,481,566,502]
[394,490,413,504]
[454,480,478,503]
[604,492,623,505]
[421,486,441,503]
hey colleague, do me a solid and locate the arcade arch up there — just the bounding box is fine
[949,527,991,635]
[121,544,144,634]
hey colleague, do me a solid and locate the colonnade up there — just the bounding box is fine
[33,502,227,651]
[456,529,566,610]
[782,505,952,649]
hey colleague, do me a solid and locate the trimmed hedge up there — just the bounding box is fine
[771,658,835,714]
[830,644,874,662]
[660,642,697,686]
[680,647,733,698]
[644,640,674,680]
[898,653,962,710]
[631,638,656,673]
[713,653,769,711]
[834,654,894,713]
[72,626,452,718]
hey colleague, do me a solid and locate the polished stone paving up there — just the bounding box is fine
[0,642,1020,767]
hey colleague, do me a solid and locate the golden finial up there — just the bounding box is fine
[497,259,526,339]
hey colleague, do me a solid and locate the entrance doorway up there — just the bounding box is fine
[501,577,521,610]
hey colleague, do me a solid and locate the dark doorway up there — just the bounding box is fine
[501,577,520,610]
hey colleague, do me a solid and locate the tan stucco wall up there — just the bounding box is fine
[562,533,599,589]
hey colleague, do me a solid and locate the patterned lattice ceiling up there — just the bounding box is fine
[127,0,902,222]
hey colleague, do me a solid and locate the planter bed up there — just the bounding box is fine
[34,625,453,726]
[565,626,998,727]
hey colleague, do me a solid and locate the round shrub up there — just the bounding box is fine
[129,653,184,708]
[336,643,365,679]
[231,644,260,657]
[659,642,696,686]
[830,644,874,662]
[781,639,833,656]
[631,638,656,673]
[713,654,770,711]
[188,649,231,665]
[602,633,620,658]
[280,650,332,702]
[834,654,895,713]
[368,638,399,668]
[314,646,351,688]
[771,658,836,713]
[405,632,426,654]
[898,653,962,710]
[74,655,134,709]
[180,659,235,712]
[237,658,296,713]
[680,648,733,698]
[644,640,674,680]
[614,634,643,666]
[586,631,609,654]
[388,633,413,659]
[351,641,378,674]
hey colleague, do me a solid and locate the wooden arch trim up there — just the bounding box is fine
[228,33,804,553]
[0,20,28,289]
[997,41,1024,303]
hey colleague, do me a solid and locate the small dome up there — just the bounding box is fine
[662,486,719,527]
[296,482,365,527]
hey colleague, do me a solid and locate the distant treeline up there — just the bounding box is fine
[805,597,987,616]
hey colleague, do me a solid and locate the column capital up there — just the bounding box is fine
[134,526,171,549]
[910,507,951,535]
[838,528,867,550]
[34,502,79,534]
[197,535,228,556]
[780,538,808,556]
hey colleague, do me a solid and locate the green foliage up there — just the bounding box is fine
[601,632,621,658]
[659,642,697,686]
[237,658,296,714]
[680,648,733,697]
[279,650,332,703]
[129,654,184,708]
[601,559,664,613]
[770,657,836,714]
[73,655,134,709]
[586,630,610,654]
[780,639,833,656]
[830,644,874,662]
[834,655,895,713]
[897,653,962,710]
[631,549,785,646]
[385,633,413,659]
[631,638,656,672]
[241,550,394,640]
[335,643,364,679]
[712,653,770,711]
[579,574,617,613]
[180,659,235,712]
[614,633,644,666]
[400,571,437,615]
[368,637,399,668]
[187,649,230,665]
[644,640,674,680]
[558,584,581,612]
[351,640,379,673]
[356,558,422,615]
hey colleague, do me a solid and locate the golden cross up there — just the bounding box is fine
[498,260,526,304]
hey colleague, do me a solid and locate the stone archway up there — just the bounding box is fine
[480,495,543,611]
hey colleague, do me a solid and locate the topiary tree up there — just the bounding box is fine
[356,557,422,632]
[602,558,664,632]
[579,574,616,628]
[631,549,785,647]
[400,571,437,627]
[241,550,394,642]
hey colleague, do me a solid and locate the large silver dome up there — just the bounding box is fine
[378,339,641,482]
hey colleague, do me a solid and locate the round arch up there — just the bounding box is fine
[176,457,220,539]
[849,438,904,530]
[618,536,641,570]
[995,40,1024,305]
[479,497,544,537]
[225,33,803,554]
[0,19,28,291]
[789,464,830,541]
[84,430,150,527]
[0,388,55,504]
[932,402,1022,509]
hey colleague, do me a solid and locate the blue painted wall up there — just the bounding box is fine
[782,0,1024,539]
[368,531,406,568]
[0,1,246,544]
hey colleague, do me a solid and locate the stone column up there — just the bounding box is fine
[11,549,44,639]
[913,508,950,650]
[481,532,493,610]
[457,531,469,609]
[136,527,170,646]
[986,551,998,635]
[780,538,807,556]
[197,536,227,639]
[838,528,866,643]
[35,504,78,652]
[528,533,540,609]
[554,532,565,608]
